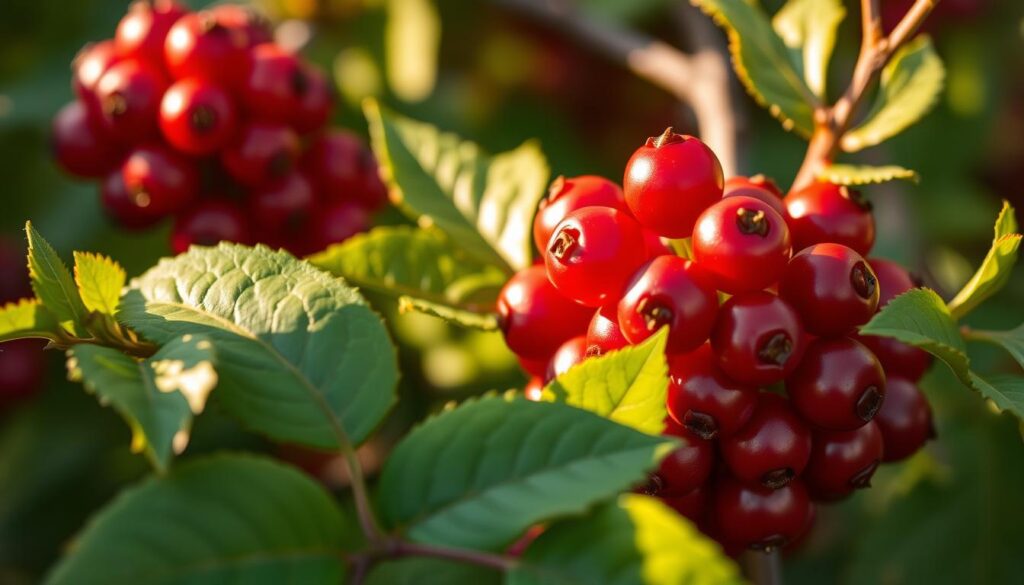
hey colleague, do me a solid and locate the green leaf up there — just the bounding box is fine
[398,296,500,331]
[843,35,946,152]
[509,494,743,585]
[968,373,1024,423]
[364,100,549,272]
[947,201,1022,320]
[45,455,348,585]
[25,222,89,337]
[0,298,61,343]
[73,252,126,316]
[117,243,398,450]
[967,324,1024,371]
[377,395,674,551]
[365,558,500,585]
[385,0,440,102]
[67,334,217,471]
[692,0,816,136]
[307,226,506,310]
[772,0,845,99]
[543,328,668,435]
[818,164,920,186]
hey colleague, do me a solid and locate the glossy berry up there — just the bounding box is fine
[723,175,786,218]
[101,168,162,229]
[242,45,332,132]
[497,265,593,361]
[667,344,758,440]
[222,122,300,187]
[518,355,548,379]
[119,145,199,220]
[0,340,47,409]
[72,40,120,114]
[870,257,920,306]
[787,337,886,431]
[721,393,812,489]
[159,79,238,155]
[311,200,370,249]
[780,243,880,337]
[711,476,813,552]
[51,101,121,178]
[250,172,316,236]
[164,11,250,85]
[711,292,805,386]
[875,377,933,462]
[803,421,884,501]
[785,182,876,256]
[524,376,544,402]
[303,131,385,208]
[623,128,723,238]
[209,4,273,46]
[618,256,718,354]
[643,230,674,259]
[533,175,628,254]
[692,196,792,293]
[171,200,250,254]
[585,304,630,357]
[545,207,648,307]
[114,0,187,65]
[95,60,167,144]
[663,485,707,523]
[545,335,588,382]
[653,421,715,497]
[855,258,931,380]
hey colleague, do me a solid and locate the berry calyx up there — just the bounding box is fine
[721,393,812,489]
[803,421,884,501]
[667,344,758,439]
[710,292,805,385]
[497,265,593,361]
[780,243,880,337]
[693,196,792,293]
[786,337,886,431]
[785,182,876,256]
[532,175,628,254]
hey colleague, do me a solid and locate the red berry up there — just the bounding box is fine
[524,376,544,402]
[497,265,593,361]
[311,200,370,249]
[693,196,792,293]
[532,175,627,254]
[618,256,718,354]
[250,172,316,236]
[654,422,715,497]
[118,145,199,221]
[290,65,333,134]
[662,485,707,523]
[854,257,931,380]
[803,421,884,501]
[785,182,876,256]
[242,45,333,132]
[724,175,786,218]
[875,377,933,462]
[712,476,813,551]
[114,0,187,65]
[221,122,300,187]
[0,340,47,409]
[95,60,167,144]
[159,79,238,155]
[711,292,805,386]
[642,230,674,259]
[721,393,812,489]
[208,4,273,46]
[164,11,250,85]
[869,257,919,307]
[51,101,122,178]
[303,131,383,208]
[545,335,588,382]
[667,344,758,439]
[623,128,723,238]
[787,337,886,431]
[545,207,648,307]
[101,168,161,229]
[780,243,880,337]
[171,200,250,254]
[72,40,121,114]
[518,355,548,379]
[585,304,630,358]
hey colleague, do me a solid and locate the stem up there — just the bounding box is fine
[345,449,385,546]
[741,550,782,585]
[389,541,519,571]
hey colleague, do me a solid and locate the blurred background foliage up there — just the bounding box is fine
[1,0,1023,583]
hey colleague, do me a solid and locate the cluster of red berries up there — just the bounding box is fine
[50,0,386,256]
[501,128,935,553]
[0,239,45,410]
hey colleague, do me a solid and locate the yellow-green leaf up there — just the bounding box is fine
[398,296,499,331]
[818,164,920,186]
[948,201,1021,320]
[0,298,61,343]
[772,0,845,99]
[73,252,126,316]
[25,222,89,337]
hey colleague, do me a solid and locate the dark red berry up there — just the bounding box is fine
[95,60,167,144]
[159,79,238,155]
[0,340,47,409]
[533,175,628,254]
[545,335,588,382]
[497,265,593,361]
[787,337,886,431]
[662,485,707,523]
[803,421,884,501]
[242,45,333,132]
[667,344,758,439]
[114,0,187,65]
[119,144,199,220]
[780,243,880,337]
[623,128,724,238]
[723,175,787,219]
[72,40,121,115]
[250,172,316,236]
[854,257,931,381]
[101,168,162,229]
[654,421,715,497]
[869,257,919,307]
[303,131,384,208]
[585,304,630,357]
[875,377,933,462]
[311,200,370,249]
[290,64,333,134]
[711,476,814,552]
[51,101,122,178]
[721,393,812,489]
[693,196,792,293]
[711,292,805,386]
[171,199,250,254]
[208,4,273,47]
[785,182,876,256]
[618,256,718,354]
[164,11,250,85]
[545,207,648,307]
[221,121,300,186]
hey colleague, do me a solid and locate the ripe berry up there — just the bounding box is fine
[242,45,332,132]
[72,40,121,114]
[114,0,187,65]
[222,122,300,187]
[518,355,548,379]
[101,168,162,229]
[164,11,250,85]
[663,485,707,523]
[723,175,786,218]
[545,335,588,381]
[803,421,884,501]
[710,292,805,386]
[119,145,199,220]
[780,243,880,337]
[692,196,792,293]
[290,65,333,134]
[311,200,370,249]
[667,344,758,440]
[171,199,250,254]
[159,79,238,155]
[854,258,931,380]
[51,101,122,178]
[654,421,714,497]
[209,5,273,46]
[250,172,316,236]
[623,128,723,238]
[585,304,630,357]
[787,337,886,431]
[869,257,920,307]
[532,175,627,254]
[303,131,384,208]
[497,265,593,361]
[95,60,167,144]
[785,182,876,256]
[0,340,47,409]
[545,207,648,307]
[711,476,813,552]
[618,256,718,354]
[721,393,812,489]
[875,377,933,462]
[643,230,674,259]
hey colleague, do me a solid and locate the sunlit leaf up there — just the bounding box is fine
[948,201,1021,320]
[818,164,920,186]
[25,222,89,337]
[772,0,845,99]
[0,298,61,343]
[73,252,125,316]
[398,296,500,331]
